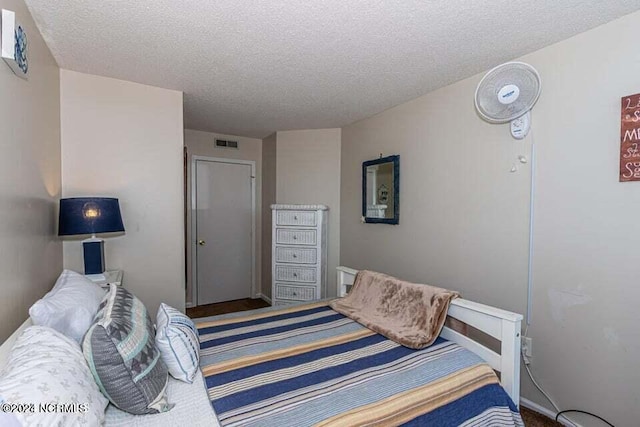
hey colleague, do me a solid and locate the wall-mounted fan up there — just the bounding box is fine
[475,62,544,328]
[474,62,541,139]
[475,62,544,333]
[475,60,577,422]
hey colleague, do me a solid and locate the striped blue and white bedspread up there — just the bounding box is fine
[197,302,524,427]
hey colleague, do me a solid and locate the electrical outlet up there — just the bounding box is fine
[521,337,533,358]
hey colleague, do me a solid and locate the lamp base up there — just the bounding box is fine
[83,237,105,275]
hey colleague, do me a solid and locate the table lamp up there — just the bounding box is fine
[58,197,125,278]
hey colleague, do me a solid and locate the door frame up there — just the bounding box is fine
[190,155,256,306]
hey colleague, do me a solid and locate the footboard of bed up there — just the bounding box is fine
[337,266,522,407]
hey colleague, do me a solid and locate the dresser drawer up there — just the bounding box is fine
[276,210,317,227]
[275,229,317,245]
[274,265,317,283]
[275,247,317,264]
[275,284,316,301]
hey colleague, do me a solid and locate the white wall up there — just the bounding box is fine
[341,10,640,426]
[60,70,185,316]
[184,129,263,304]
[0,0,62,341]
[276,129,341,296]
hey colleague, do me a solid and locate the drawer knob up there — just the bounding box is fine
[293,273,298,278]
[293,254,297,258]
[294,216,298,220]
[293,235,297,240]
[293,292,297,296]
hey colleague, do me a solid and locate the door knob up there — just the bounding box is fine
[198,240,206,246]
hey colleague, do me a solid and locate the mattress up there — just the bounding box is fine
[104,369,219,426]
[197,301,524,427]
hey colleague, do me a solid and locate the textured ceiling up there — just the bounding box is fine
[26,1,640,138]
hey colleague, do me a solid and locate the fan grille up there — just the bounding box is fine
[475,62,541,123]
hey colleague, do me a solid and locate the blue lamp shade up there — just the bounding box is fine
[58,198,125,275]
[58,197,125,236]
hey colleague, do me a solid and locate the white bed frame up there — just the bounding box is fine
[337,266,523,406]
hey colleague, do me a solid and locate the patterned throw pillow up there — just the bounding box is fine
[82,284,173,415]
[0,326,109,426]
[155,303,200,383]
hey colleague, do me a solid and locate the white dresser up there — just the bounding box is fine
[271,204,328,306]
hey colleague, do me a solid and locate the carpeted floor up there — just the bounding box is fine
[188,299,562,426]
[520,406,563,426]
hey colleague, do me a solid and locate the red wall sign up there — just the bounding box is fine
[620,93,640,182]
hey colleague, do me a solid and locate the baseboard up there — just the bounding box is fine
[520,397,581,427]
[257,293,272,304]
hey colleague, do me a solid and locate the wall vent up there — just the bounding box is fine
[215,139,239,149]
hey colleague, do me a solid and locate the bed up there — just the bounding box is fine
[337,267,523,406]
[0,266,523,426]
[191,266,523,426]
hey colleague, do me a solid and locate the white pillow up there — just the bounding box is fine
[0,326,109,426]
[155,303,200,383]
[29,270,106,342]
[0,411,20,427]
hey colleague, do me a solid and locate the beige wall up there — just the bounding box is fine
[60,70,185,316]
[341,11,640,426]
[342,75,530,315]
[0,0,62,341]
[516,11,640,425]
[261,133,277,300]
[184,129,263,304]
[276,129,341,297]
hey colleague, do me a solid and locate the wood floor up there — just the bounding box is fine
[187,299,560,426]
[186,298,270,319]
[520,407,563,426]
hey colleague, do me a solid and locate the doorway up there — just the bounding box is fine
[191,156,256,306]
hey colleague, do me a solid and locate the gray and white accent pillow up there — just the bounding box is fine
[83,284,172,415]
[156,303,200,383]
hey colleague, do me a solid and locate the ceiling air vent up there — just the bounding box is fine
[215,139,239,149]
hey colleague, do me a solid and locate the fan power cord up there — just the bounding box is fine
[522,130,615,427]
[521,353,577,426]
[522,328,615,427]
[554,410,615,427]
[521,325,577,426]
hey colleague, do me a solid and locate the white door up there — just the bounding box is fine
[194,158,254,305]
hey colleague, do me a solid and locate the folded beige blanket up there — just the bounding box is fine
[330,270,460,349]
